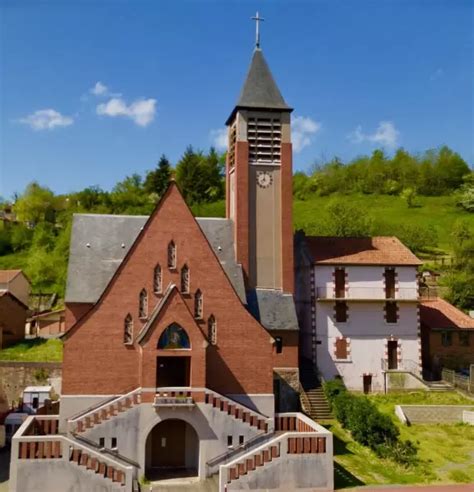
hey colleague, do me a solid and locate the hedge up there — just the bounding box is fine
[323,379,417,466]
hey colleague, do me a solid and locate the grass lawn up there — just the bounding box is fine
[331,391,474,489]
[0,338,63,362]
[294,194,474,254]
[0,250,29,271]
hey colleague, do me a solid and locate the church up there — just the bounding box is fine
[8,30,335,492]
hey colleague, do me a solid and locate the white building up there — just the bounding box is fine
[296,235,422,392]
[22,386,53,414]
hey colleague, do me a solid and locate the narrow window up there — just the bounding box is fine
[111,437,117,449]
[124,314,133,344]
[442,331,452,347]
[227,435,233,447]
[385,268,396,299]
[335,338,348,360]
[153,264,162,294]
[385,301,398,323]
[194,289,203,319]
[275,336,283,354]
[335,301,348,322]
[239,435,244,446]
[181,265,190,294]
[208,314,217,345]
[99,437,105,448]
[459,331,470,347]
[168,241,176,269]
[335,268,345,298]
[139,289,148,319]
[32,396,39,409]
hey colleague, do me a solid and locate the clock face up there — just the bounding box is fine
[256,171,273,189]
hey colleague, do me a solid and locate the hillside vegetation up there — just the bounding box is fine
[0,145,472,309]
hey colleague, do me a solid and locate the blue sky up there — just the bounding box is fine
[1,0,472,199]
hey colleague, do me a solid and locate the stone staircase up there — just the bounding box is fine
[68,388,142,434]
[306,387,333,420]
[300,366,333,421]
[426,380,454,392]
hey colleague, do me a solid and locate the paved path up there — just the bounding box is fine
[350,485,474,491]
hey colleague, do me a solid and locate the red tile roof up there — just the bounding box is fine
[420,298,474,330]
[306,236,422,266]
[0,269,22,283]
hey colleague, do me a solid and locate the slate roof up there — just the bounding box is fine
[247,289,298,331]
[306,236,422,266]
[420,298,474,330]
[65,214,246,304]
[226,48,292,124]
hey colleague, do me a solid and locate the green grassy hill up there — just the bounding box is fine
[194,194,473,254]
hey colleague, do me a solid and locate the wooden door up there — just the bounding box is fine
[363,375,372,394]
[387,340,398,370]
[151,420,186,468]
[335,269,346,298]
[156,357,190,388]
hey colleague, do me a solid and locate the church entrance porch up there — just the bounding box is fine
[145,419,199,481]
[156,356,190,388]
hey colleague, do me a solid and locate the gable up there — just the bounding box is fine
[63,182,274,395]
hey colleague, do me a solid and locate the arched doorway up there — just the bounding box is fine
[145,419,199,480]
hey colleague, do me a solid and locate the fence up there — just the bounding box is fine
[442,365,474,394]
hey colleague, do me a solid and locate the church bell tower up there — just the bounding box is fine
[225,17,294,294]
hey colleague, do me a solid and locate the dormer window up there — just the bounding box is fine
[139,289,148,319]
[153,264,162,294]
[248,116,281,164]
[168,241,176,269]
[181,265,190,294]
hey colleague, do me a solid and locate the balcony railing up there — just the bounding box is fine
[153,388,195,407]
[381,358,420,375]
[316,286,419,301]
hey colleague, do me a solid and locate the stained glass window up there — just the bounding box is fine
[157,323,191,349]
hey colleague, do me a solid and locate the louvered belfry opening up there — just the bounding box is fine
[248,116,281,163]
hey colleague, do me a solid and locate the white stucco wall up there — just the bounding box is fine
[314,265,418,300]
[313,264,419,392]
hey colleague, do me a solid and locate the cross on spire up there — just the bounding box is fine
[251,11,264,48]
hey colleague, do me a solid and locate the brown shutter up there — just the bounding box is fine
[335,338,348,359]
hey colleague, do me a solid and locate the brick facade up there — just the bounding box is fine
[0,293,28,348]
[63,184,274,396]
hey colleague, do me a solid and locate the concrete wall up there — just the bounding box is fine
[400,405,474,424]
[386,372,428,391]
[13,460,124,492]
[76,400,264,480]
[226,454,332,491]
[462,410,474,425]
[0,362,61,413]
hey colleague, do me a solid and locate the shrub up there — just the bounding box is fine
[322,379,417,466]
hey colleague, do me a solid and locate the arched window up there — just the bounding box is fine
[139,289,148,319]
[208,315,217,345]
[181,265,190,294]
[157,323,190,349]
[168,241,176,269]
[153,264,162,294]
[194,289,203,319]
[124,314,133,344]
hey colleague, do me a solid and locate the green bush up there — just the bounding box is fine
[323,379,417,466]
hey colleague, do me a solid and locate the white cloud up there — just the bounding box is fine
[348,121,399,148]
[19,109,74,131]
[292,115,322,152]
[96,97,157,127]
[210,128,228,151]
[90,81,109,96]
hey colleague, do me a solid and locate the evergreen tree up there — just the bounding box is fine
[144,155,172,197]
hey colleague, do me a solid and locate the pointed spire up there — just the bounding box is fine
[226,48,292,125]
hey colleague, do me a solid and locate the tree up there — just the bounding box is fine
[400,187,418,208]
[110,174,151,214]
[322,199,373,237]
[14,182,56,225]
[144,155,172,197]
